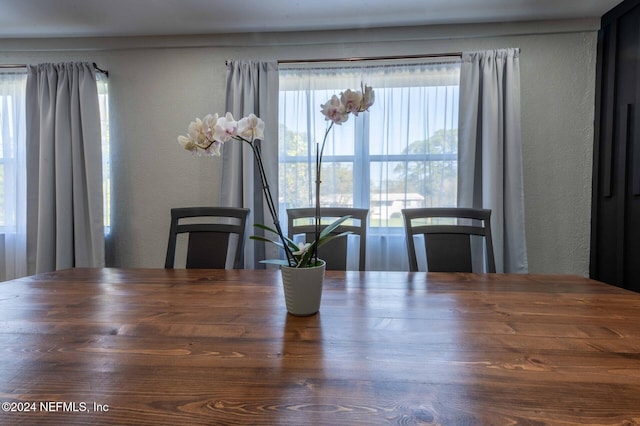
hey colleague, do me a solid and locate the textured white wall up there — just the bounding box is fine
[0,20,597,274]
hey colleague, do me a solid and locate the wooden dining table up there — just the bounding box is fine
[0,268,639,425]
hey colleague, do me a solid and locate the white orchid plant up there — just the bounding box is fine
[178,112,295,266]
[177,84,374,268]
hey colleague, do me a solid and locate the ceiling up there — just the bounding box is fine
[0,0,623,39]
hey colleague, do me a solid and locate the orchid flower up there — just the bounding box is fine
[238,113,265,140]
[341,89,364,115]
[202,113,219,140]
[177,135,197,152]
[187,118,207,146]
[320,95,349,124]
[214,112,238,142]
[361,84,375,110]
[320,84,374,124]
[292,242,312,256]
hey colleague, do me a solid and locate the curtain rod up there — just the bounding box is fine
[225,52,462,66]
[0,62,109,77]
[277,52,462,64]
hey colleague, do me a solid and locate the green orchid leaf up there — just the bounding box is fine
[319,215,352,239]
[317,231,352,248]
[259,259,292,266]
[253,223,298,250]
[249,235,285,250]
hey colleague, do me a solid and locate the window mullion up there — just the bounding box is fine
[353,112,369,209]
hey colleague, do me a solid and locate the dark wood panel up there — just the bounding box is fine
[592,17,622,286]
[592,0,640,293]
[1,268,640,425]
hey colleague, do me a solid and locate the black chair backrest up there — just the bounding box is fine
[287,207,368,271]
[402,207,496,273]
[165,207,250,269]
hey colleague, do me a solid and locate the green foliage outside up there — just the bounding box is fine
[279,125,458,226]
[389,128,458,205]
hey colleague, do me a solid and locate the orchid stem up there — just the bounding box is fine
[313,121,334,264]
[246,140,295,266]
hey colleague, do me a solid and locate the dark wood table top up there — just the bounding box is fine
[1,268,639,425]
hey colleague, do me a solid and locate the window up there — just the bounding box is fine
[278,59,460,270]
[0,72,26,232]
[97,74,111,235]
[0,71,27,280]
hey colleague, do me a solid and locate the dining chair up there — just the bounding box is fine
[402,207,496,273]
[165,207,250,269]
[287,207,368,271]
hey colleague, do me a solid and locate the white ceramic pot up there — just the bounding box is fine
[280,259,326,316]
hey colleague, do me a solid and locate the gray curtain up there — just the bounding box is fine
[26,63,105,274]
[458,49,528,273]
[221,61,279,269]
